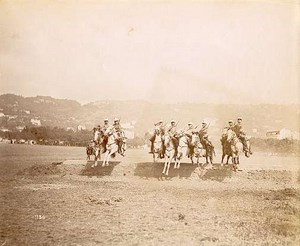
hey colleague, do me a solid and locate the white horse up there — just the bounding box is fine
[90,129,102,167]
[162,134,177,176]
[152,128,163,162]
[190,132,205,165]
[226,129,243,171]
[175,131,189,169]
[102,129,126,167]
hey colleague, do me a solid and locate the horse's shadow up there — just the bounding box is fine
[81,160,121,177]
[134,162,198,180]
[196,163,234,182]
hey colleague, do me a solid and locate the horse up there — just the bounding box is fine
[201,138,215,164]
[190,132,205,165]
[86,142,96,160]
[243,135,252,158]
[102,129,126,167]
[90,129,103,167]
[174,131,189,169]
[221,129,232,165]
[224,129,243,171]
[162,134,177,176]
[152,128,164,162]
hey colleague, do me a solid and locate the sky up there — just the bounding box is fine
[0,0,299,104]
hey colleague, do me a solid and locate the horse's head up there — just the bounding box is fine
[226,129,237,142]
[164,134,172,146]
[154,126,161,135]
[93,129,102,142]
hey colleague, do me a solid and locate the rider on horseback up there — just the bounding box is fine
[221,119,235,145]
[199,121,213,147]
[101,119,110,152]
[167,120,179,156]
[149,120,164,154]
[185,122,194,157]
[233,117,252,155]
[112,118,126,156]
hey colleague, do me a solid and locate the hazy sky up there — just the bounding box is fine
[0,0,299,104]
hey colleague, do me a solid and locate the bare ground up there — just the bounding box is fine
[1,150,300,245]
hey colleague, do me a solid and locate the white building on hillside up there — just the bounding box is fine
[121,122,135,139]
[31,119,41,126]
[77,125,86,131]
[267,128,300,140]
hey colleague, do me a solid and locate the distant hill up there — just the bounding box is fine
[0,94,299,138]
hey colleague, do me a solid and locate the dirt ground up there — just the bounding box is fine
[1,149,300,245]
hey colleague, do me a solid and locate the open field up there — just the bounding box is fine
[0,144,300,245]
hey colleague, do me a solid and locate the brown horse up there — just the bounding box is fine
[201,138,215,164]
[221,129,243,171]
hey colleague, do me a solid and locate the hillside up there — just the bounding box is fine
[0,94,299,138]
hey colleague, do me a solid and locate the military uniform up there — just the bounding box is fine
[101,119,110,152]
[167,121,177,136]
[149,120,164,154]
[185,123,194,157]
[233,118,251,154]
[102,119,110,133]
[199,122,213,147]
[199,123,208,139]
[167,121,178,155]
[111,119,125,156]
[185,124,194,140]
[228,120,234,131]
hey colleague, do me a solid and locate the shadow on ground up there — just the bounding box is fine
[197,164,234,182]
[81,161,121,177]
[134,162,198,179]
[134,162,235,181]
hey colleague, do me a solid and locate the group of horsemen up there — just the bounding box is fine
[149,117,252,159]
[87,117,252,159]
[89,118,126,156]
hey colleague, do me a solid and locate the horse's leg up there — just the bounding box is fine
[102,151,109,167]
[91,154,95,168]
[106,146,116,166]
[175,152,181,169]
[165,157,170,176]
[226,155,230,165]
[105,153,111,166]
[93,149,99,167]
[221,153,225,164]
[98,148,101,161]
[105,147,116,166]
[173,155,177,169]
[233,157,238,171]
[162,157,167,175]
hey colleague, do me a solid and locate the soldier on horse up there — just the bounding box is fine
[111,118,126,156]
[232,117,252,156]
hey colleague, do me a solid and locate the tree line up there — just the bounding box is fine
[0,126,145,147]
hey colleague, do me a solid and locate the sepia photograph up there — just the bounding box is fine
[0,0,299,245]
